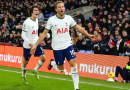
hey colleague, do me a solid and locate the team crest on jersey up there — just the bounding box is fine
[57,28,68,34]
[32,30,38,34]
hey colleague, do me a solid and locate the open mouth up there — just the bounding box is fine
[35,14,38,16]
[61,11,63,13]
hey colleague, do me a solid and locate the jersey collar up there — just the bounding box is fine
[56,14,65,19]
[30,17,36,22]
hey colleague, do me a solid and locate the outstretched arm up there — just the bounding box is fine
[74,24,95,38]
[30,29,48,54]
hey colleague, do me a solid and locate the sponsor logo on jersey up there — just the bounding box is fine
[57,28,68,34]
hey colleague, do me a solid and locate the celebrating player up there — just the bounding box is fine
[31,1,94,90]
[21,6,46,84]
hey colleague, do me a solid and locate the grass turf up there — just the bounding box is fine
[0,66,130,90]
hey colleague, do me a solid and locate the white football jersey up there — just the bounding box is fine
[45,15,77,50]
[22,18,39,48]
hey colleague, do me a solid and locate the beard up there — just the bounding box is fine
[59,12,64,16]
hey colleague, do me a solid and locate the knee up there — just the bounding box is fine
[69,60,76,67]
[58,69,64,73]
[40,55,46,62]
[116,66,121,69]
[24,61,28,65]
[70,64,75,67]
[57,66,64,73]
[71,66,78,74]
[23,59,28,65]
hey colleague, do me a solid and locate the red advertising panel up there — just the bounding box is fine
[0,46,129,81]
[0,46,23,68]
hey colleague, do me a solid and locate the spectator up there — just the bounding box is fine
[101,28,109,43]
[38,10,44,23]
[125,22,130,36]
[8,33,15,44]
[93,6,100,16]
[85,37,94,51]
[116,35,124,56]
[38,22,45,35]
[122,30,129,41]
[115,61,130,83]
[107,42,117,55]
[93,44,101,54]
[0,23,10,33]
[95,26,102,34]
[0,31,3,42]
[76,35,86,52]
[92,30,102,43]
[75,11,85,25]
[125,41,130,56]
[2,33,9,43]
[114,30,120,42]
[88,26,93,34]
[101,18,108,29]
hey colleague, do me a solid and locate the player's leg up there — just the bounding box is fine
[33,44,46,79]
[21,48,31,84]
[34,55,46,71]
[65,46,79,90]
[21,59,28,77]
[115,66,123,81]
[69,59,79,90]
[21,59,29,84]
[32,55,46,79]
[48,50,65,73]
[122,68,127,83]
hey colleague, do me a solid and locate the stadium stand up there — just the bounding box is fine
[0,0,129,56]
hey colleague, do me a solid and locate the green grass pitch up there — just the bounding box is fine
[0,66,130,90]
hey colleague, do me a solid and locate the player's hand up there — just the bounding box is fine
[30,45,37,55]
[29,43,33,49]
[40,41,46,46]
[89,34,95,38]
[89,35,97,42]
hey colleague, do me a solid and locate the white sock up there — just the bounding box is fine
[71,66,79,90]
[34,60,43,71]
[21,63,26,77]
[51,61,64,73]
[115,77,118,81]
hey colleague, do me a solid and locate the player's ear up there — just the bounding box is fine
[64,7,66,11]
[55,8,57,12]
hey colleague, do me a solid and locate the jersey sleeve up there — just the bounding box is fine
[21,21,31,44]
[45,18,52,31]
[69,16,77,27]
[22,21,28,32]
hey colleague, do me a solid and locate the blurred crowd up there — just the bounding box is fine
[0,0,130,56]
[71,0,130,56]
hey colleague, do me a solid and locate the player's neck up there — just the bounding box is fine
[56,13,64,19]
[30,16,36,21]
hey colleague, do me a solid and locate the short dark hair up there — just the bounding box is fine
[117,34,122,38]
[55,1,64,9]
[29,6,39,16]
